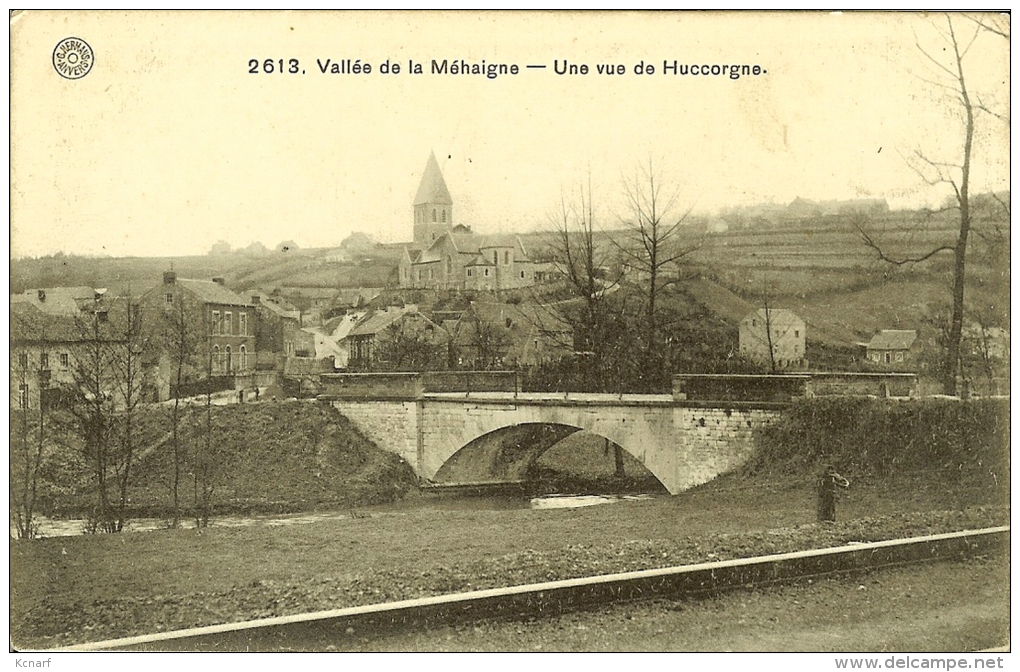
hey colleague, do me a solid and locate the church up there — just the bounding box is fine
[399,152,535,291]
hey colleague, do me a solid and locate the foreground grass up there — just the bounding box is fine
[337,556,1009,652]
[10,471,1008,650]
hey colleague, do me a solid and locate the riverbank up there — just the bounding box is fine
[11,470,1008,649]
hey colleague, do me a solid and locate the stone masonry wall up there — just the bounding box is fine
[329,399,420,472]
[672,407,782,492]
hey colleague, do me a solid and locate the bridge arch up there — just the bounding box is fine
[432,422,668,490]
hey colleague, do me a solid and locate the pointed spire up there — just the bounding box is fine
[413,151,453,206]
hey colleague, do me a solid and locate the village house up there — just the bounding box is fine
[738,308,806,369]
[10,289,138,409]
[140,272,256,399]
[398,152,536,291]
[865,330,921,368]
[252,293,311,359]
[451,301,573,369]
[345,305,449,371]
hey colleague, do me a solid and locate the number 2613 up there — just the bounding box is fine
[249,59,301,74]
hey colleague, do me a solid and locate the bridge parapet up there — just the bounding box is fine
[673,372,919,402]
[320,371,518,400]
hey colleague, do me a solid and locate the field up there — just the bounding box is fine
[10,471,1007,650]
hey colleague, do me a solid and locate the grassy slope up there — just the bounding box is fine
[77,401,418,517]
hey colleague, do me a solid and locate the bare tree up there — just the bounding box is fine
[548,175,624,374]
[374,316,448,371]
[102,299,147,532]
[161,291,199,527]
[616,159,703,362]
[9,326,48,539]
[854,14,1009,394]
[69,300,120,533]
[194,309,217,528]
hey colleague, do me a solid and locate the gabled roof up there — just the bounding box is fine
[11,298,133,343]
[867,330,917,351]
[178,279,252,307]
[742,308,803,326]
[412,232,531,266]
[349,307,417,337]
[257,299,300,321]
[413,151,453,206]
[11,286,100,316]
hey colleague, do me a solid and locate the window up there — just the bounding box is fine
[19,383,28,410]
[432,209,437,222]
[752,319,757,327]
[467,269,473,277]
[504,251,509,265]
[493,250,498,264]
[484,268,490,277]
[60,353,69,369]
[895,351,904,362]
[225,312,233,335]
[520,271,525,279]
[446,256,453,275]
[418,269,423,281]
[795,330,800,338]
[225,346,233,373]
[240,345,247,371]
[213,310,221,334]
[884,352,891,364]
[212,345,220,372]
[165,293,174,305]
[442,209,446,223]
[429,268,434,280]
[40,352,49,369]
[239,313,247,337]
[18,353,28,368]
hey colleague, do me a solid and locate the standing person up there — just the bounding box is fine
[817,465,850,522]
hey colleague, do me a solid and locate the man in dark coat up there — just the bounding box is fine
[818,465,850,522]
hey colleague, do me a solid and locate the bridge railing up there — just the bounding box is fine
[673,372,918,403]
[319,371,519,400]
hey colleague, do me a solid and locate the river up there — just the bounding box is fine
[14,493,658,539]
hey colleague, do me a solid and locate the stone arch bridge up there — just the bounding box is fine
[322,379,786,494]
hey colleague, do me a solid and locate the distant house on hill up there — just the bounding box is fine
[866,330,920,367]
[738,308,806,370]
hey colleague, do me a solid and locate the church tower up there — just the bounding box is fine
[413,151,454,246]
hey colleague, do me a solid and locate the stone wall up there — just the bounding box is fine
[329,399,420,471]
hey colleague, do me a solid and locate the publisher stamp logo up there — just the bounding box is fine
[53,37,94,79]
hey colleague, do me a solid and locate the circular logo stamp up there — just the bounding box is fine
[53,37,94,80]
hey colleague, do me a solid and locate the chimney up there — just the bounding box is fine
[251,294,261,304]
[163,271,177,285]
[212,277,225,285]
[37,289,46,302]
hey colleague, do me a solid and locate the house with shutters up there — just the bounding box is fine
[865,330,921,368]
[738,308,806,369]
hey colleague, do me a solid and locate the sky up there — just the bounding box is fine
[9,11,1011,258]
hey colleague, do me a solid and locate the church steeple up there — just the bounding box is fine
[413,151,454,246]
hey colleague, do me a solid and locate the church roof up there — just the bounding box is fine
[413,151,453,206]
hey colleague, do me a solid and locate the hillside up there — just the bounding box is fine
[37,401,418,518]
